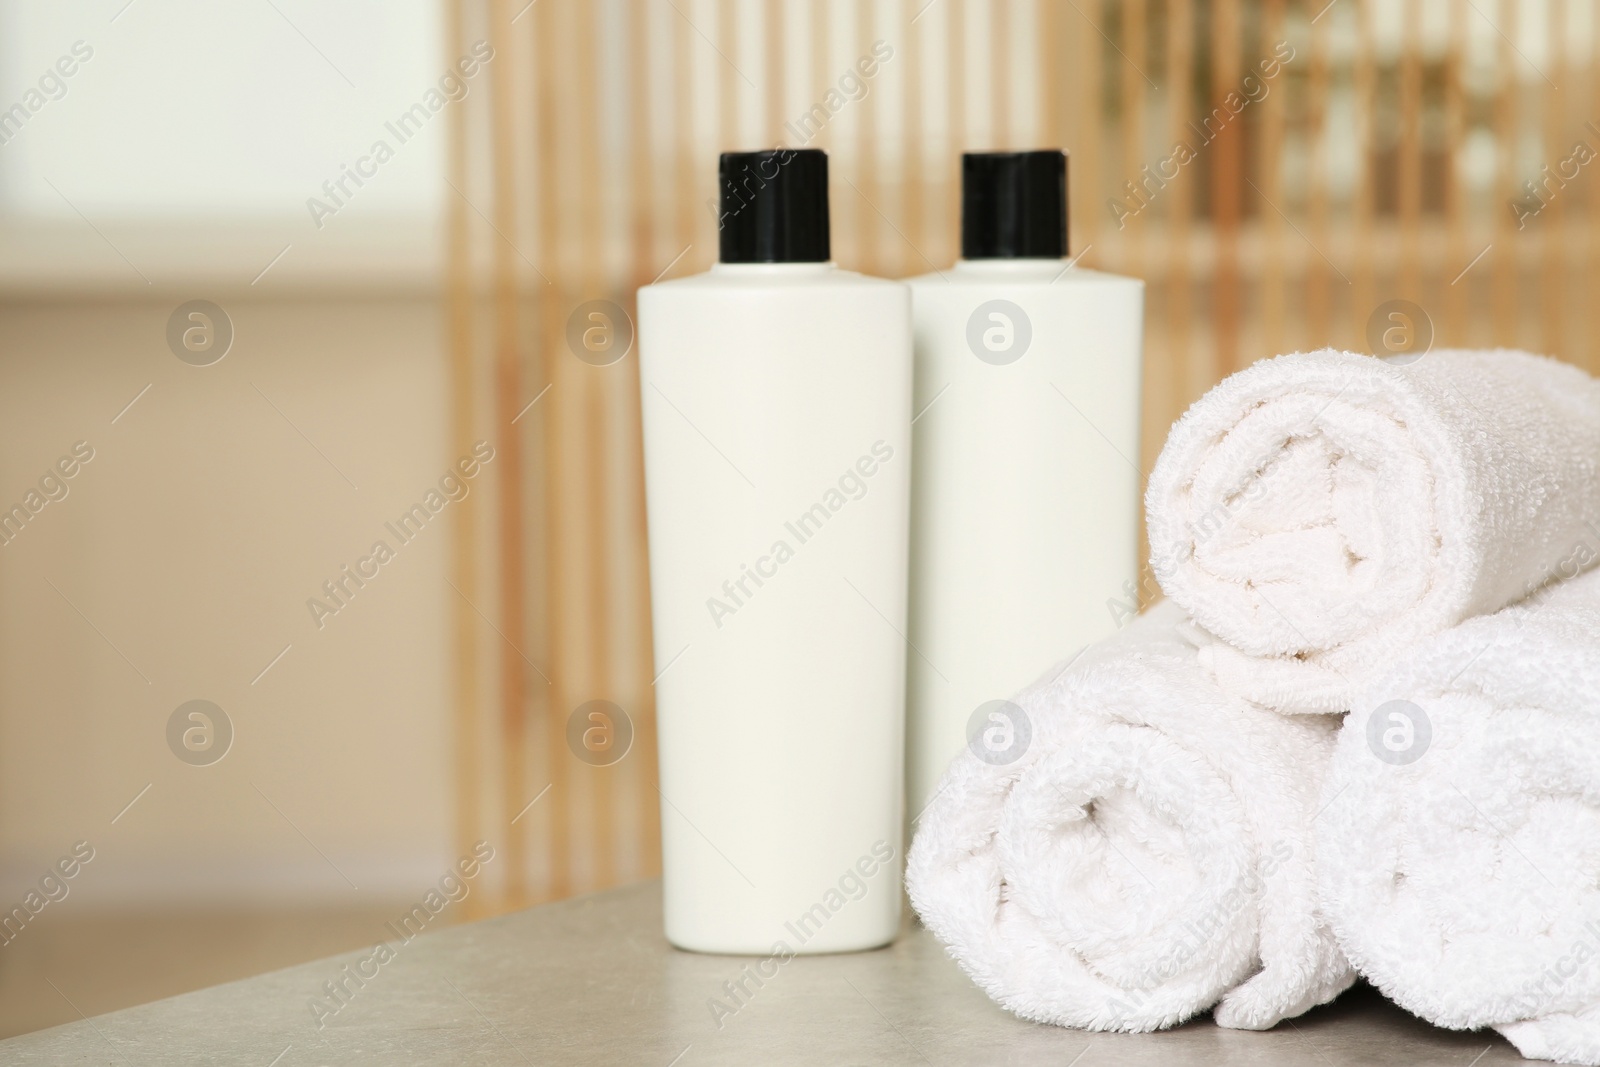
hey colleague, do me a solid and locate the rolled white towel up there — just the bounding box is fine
[1146,348,1600,713]
[906,601,1353,1033]
[1318,566,1600,1065]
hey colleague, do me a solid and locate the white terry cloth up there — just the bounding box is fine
[1145,348,1600,713]
[1318,566,1600,1065]
[906,601,1354,1033]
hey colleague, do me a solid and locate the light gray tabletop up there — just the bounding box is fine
[0,880,1533,1065]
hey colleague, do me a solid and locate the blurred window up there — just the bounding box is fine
[0,0,443,224]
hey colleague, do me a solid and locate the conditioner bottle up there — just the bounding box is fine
[638,149,912,954]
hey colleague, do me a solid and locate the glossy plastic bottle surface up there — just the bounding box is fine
[905,258,1144,814]
[638,261,913,954]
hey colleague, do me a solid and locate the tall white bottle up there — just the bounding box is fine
[906,151,1144,813]
[638,150,912,954]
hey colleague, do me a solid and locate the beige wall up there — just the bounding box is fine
[0,295,456,906]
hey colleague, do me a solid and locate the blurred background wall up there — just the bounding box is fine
[0,0,1594,1037]
[0,0,460,1033]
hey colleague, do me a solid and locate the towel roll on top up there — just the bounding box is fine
[1146,347,1600,712]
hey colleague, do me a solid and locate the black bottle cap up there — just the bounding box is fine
[718,149,831,263]
[961,150,1068,259]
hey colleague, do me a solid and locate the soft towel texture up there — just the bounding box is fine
[906,601,1354,1033]
[1146,348,1600,713]
[1318,565,1600,1065]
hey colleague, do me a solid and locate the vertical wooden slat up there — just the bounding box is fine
[1039,0,1065,160]
[1259,0,1288,358]
[903,0,926,269]
[1590,0,1600,372]
[1164,0,1193,417]
[1074,0,1102,264]
[1305,0,1332,347]
[811,0,837,262]
[487,0,534,906]
[444,0,484,918]
[719,0,738,146]
[533,0,572,904]
[1209,0,1242,374]
[626,0,663,883]
[1351,0,1377,348]
[1397,0,1422,300]
[1120,0,1146,280]
[857,0,883,275]
[1444,0,1468,345]
[766,0,785,144]
[811,0,830,148]
[1541,0,1567,356]
[573,0,615,893]
[1490,0,1517,345]
[994,0,1012,149]
[944,0,967,266]
[676,0,701,270]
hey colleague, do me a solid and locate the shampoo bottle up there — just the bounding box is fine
[638,149,912,954]
[905,150,1143,813]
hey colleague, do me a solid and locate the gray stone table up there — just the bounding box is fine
[0,881,1536,1065]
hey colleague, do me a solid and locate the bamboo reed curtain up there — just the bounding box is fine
[445,0,1600,911]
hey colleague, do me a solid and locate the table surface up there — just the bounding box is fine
[0,880,1535,1066]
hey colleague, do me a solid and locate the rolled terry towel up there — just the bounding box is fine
[906,601,1354,1033]
[1146,348,1600,713]
[1318,565,1600,1066]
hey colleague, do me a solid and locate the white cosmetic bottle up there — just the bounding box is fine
[905,151,1143,813]
[638,150,912,954]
